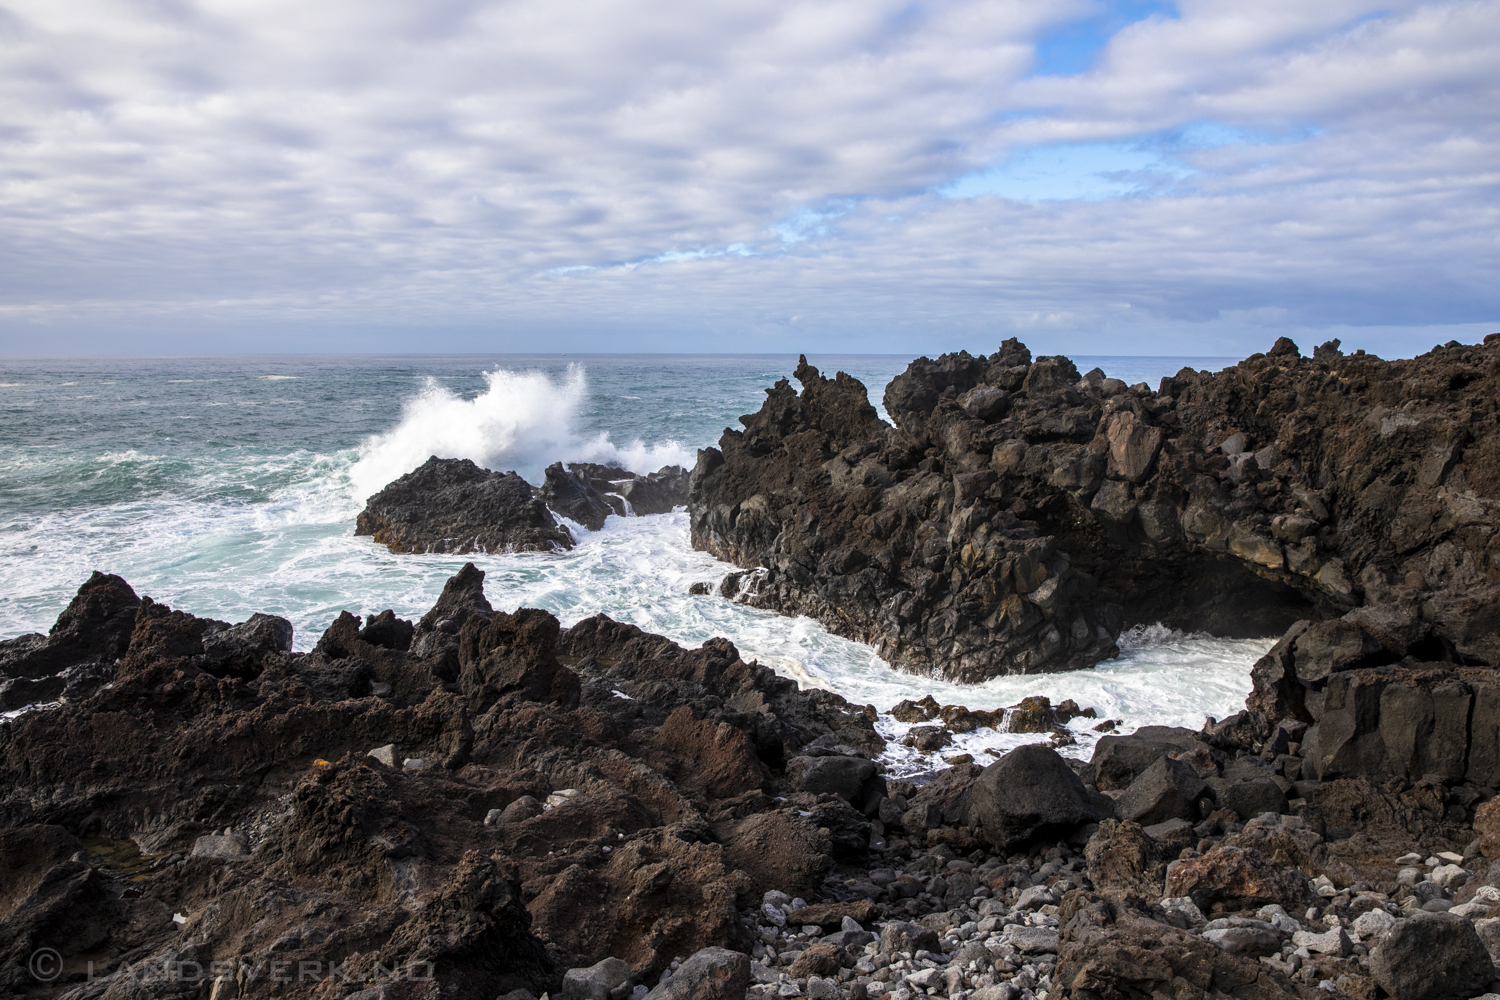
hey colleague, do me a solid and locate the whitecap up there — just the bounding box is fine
[347,365,693,500]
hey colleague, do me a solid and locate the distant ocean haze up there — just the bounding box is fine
[0,352,1256,761]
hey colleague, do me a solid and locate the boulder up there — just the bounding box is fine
[1369,912,1494,1000]
[786,755,879,806]
[1165,846,1313,913]
[788,942,844,977]
[1084,820,1167,897]
[1220,777,1289,820]
[878,920,940,957]
[541,462,618,530]
[1114,757,1207,826]
[1475,797,1500,857]
[1473,916,1500,961]
[645,947,750,1000]
[562,957,632,1000]
[968,745,1105,850]
[1203,925,1280,956]
[1090,736,1175,791]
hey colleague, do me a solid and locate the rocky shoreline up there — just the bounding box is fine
[4,336,1500,1000]
[4,562,1500,1000]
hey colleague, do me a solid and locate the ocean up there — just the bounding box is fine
[0,352,1270,770]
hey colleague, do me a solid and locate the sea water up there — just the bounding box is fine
[0,353,1264,770]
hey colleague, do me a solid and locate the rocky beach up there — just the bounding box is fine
[3,336,1500,1000]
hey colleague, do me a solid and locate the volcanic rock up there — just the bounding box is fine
[543,462,690,530]
[0,566,881,996]
[356,456,573,553]
[0,570,141,708]
[1113,756,1208,827]
[1166,846,1315,913]
[968,744,1106,850]
[689,337,1500,682]
[1370,912,1494,1000]
[645,946,750,1000]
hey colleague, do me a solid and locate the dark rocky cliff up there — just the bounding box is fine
[689,337,1500,682]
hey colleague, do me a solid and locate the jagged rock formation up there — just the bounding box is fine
[0,570,880,997]
[690,336,1500,681]
[542,461,689,530]
[357,457,691,552]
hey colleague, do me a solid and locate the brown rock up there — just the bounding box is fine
[1084,820,1167,897]
[787,900,879,929]
[788,942,845,977]
[1474,797,1500,857]
[719,810,833,900]
[1165,846,1313,913]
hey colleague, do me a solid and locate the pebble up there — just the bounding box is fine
[735,800,1490,1000]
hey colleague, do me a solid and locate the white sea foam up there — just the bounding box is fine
[347,365,694,500]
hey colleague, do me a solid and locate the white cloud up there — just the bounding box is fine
[0,0,1494,355]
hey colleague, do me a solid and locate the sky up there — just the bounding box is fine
[0,0,1496,358]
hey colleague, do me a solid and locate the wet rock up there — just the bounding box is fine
[356,456,574,553]
[902,725,951,751]
[1369,912,1494,1000]
[542,461,619,530]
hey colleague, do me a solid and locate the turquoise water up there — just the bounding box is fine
[0,352,1265,763]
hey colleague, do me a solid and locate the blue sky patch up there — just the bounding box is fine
[1033,0,1178,77]
[940,140,1194,201]
[939,121,1322,202]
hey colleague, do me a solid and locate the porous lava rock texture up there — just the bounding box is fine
[0,569,882,998]
[689,336,1500,681]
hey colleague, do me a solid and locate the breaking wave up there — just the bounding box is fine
[348,365,694,501]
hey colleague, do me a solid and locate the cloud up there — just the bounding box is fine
[0,0,1494,356]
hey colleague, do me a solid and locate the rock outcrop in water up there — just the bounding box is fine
[356,456,690,552]
[356,456,573,553]
[541,461,690,531]
[689,336,1500,682]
